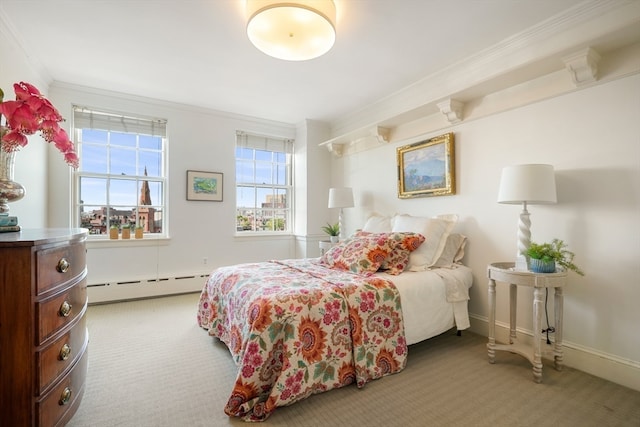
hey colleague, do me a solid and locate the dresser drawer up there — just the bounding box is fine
[37,314,88,394]
[37,348,88,427]
[36,241,86,295]
[36,279,87,345]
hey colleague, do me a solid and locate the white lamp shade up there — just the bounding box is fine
[497,164,557,205]
[328,187,354,208]
[246,0,336,61]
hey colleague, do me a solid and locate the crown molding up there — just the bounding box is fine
[327,0,640,140]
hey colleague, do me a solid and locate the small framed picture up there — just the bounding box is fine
[397,132,455,198]
[186,170,223,202]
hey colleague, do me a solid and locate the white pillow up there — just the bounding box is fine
[362,213,392,233]
[392,214,457,271]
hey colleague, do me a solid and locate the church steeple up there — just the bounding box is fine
[140,167,152,205]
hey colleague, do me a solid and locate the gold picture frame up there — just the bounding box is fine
[397,132,455,198]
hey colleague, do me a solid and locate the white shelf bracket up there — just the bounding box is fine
[563,47,600,87]
[437,98,464,124]
[325,142,345,157]
[370,126,390,143]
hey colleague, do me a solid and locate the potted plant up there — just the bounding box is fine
[109,224,119,240]
[526,238,584,275]
[121,224,131,239]
[135,225,144,239]
[321,222,340,243]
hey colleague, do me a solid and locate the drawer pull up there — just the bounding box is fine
[59,301,72,317]
[57,257,70,273]
[59,387,72,405]
[59,343,71,361]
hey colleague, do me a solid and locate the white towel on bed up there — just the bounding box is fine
[432,265,470,303]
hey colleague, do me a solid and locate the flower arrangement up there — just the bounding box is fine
[0,82,78,168]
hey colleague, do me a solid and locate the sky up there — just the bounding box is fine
[79,129,163,207]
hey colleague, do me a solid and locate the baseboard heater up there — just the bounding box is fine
[87,273,210,304]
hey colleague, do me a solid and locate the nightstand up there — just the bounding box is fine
[487,262,568,383]
[319,240,337,255]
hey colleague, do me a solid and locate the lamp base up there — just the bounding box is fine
[514,255,528,271]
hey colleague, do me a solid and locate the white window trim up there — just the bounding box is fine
[235,131,294,235]
[72,106,169,240]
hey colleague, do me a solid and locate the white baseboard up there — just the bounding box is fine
[469,314,640,392]
[87,273,209,304]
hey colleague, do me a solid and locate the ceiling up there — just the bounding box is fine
[0,0,628,126]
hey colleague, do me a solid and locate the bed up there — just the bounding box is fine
[197,213,472,421]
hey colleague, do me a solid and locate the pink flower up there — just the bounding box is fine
[0,81,78,168]
[241,364,255,378]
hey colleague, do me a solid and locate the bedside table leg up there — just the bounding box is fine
[554,286,564,371]
[509,284,517,344]
[532,287,544,383]
[487,279,496,364]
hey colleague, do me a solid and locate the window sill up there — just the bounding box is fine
[234,233,294,241]
[86,235,171,249]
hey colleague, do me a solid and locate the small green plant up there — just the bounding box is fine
[121,224,130,229]
[321,222,340,236]
[526,238,584,276]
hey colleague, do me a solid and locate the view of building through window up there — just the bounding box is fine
[73,107,167,236]
[236,132,293,233]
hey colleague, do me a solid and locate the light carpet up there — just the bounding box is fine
[67,293,640,427]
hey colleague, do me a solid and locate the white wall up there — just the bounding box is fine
[336,74,640,389]
[0,19,49,228]
[293,119,334,257]
[46,84,313,288]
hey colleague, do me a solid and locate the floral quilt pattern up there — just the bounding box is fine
[197,258,407,422]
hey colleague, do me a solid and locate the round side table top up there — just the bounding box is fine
[488,262,568,287]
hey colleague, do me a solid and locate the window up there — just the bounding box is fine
[235,131,293,233]
[72,107,167,237]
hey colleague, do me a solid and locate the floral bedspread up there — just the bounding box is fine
[197,258,407,422]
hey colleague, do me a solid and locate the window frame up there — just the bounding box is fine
[235,131,293,235]
[71,106,168,240]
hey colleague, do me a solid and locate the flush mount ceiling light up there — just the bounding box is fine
[246,0,336,61]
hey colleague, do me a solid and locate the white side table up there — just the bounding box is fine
[487,262,568,383]
[319,240,337,255]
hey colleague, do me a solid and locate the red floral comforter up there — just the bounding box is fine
[197,258,407,422]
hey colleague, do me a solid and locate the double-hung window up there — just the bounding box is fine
[72,107,167,237]
[235,131,293,233]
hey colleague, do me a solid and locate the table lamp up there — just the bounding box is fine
[498,164,557,271]
[328,187,354,240]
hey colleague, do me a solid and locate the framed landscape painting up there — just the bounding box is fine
[397,132,455,199]
[187,170,223,201]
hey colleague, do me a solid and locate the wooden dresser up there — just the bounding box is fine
[0,229,88,427]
